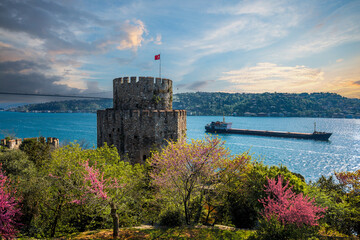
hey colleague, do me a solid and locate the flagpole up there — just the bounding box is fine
[159,52,161,79]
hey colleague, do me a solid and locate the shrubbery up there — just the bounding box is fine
[159,209,184,227]
[0,136,358,239]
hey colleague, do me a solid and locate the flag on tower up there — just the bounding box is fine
[155,54,160,60]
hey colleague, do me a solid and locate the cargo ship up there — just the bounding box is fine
[205,118,332,141]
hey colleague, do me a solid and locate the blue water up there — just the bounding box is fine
[1,112,359,181]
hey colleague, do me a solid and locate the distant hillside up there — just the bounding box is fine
[9,92,360,118]
[11,99,113,113]
[173,92,360,118]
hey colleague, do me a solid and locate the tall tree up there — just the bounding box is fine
[148,136,250,225]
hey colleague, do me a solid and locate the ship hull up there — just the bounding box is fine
[205,127,332,141]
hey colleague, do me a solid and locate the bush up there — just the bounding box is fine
[253,217,316,240]
[159,209,184,227]
[221,162,308,229]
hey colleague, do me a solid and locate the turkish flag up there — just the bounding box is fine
[155,54,160,60]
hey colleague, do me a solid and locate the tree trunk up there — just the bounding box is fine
[50,198,63,237]
[194,190,204,224]
[184,200,189,225]
[110,202,119,239]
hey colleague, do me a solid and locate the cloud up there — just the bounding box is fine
[283,1,360,59]
[0,0,162,103]
[0,0,102,55]
[116,20,147,51]
[175,80,215,91]
[0,41,12,48]
[154,34,162,45]
[168,0,304,80]
[0,60,83,102]
[219,62,324,93]
[187,80,215,91]
[207,0,287,17]
[320,56,360,98]
[336,58,344,63]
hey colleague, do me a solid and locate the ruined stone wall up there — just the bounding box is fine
[0,137,59,150]
[97,76,186,164]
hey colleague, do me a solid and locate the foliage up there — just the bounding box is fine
[335,169,360,193]
[12,99,113,113]
[259,175,326,227]
[73,227,256,240]
[58,159,127,238]
[148,136,250,225]
[159,209,184,227]
[1,135,358,238]
[19,138,51,167]
[0,166,22,239]
[0,149,45,236]
[222,161,308,229]
[44,143,145,238]
[255,175,326,239]
[174,92,360,117]
[309,172,360,236]
[0,150,35,178]
[253,217,316,240]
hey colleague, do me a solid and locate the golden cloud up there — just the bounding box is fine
[116,20,147,51]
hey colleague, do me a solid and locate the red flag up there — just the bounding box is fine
[155,54,160,60]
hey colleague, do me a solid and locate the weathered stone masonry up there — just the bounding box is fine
[0,137,59,150]
[97,76,186,164]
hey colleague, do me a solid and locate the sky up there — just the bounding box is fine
[0,0,359,103]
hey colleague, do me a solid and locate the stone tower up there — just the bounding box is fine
[97,76,187,164]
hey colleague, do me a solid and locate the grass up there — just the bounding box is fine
[72,226,256,240]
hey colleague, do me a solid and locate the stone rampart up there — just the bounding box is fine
[97,109,186,164]
[0,137,59,150]
[113,76,173,110]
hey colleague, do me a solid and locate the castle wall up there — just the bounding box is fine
[113,77,173,110]
[98,76,186,164]
[0,137,59,150]
[97,109,186,164]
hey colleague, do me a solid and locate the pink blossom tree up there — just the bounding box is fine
[148,136,250,225]
[0,167,22,239]
[259,175,327,228]
[50,159,139,238]
[76,160,125,238]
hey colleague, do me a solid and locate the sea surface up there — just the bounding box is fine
[1,111,359,182]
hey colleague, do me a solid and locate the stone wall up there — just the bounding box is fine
[97,76,186,164]
[113,76,172,110]
[0,137,59,150]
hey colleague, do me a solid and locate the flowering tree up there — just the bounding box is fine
[0,167,22,239]
[76,160,126,238]
[259,175,326,227]
[335,169,360,194]
[50,159,132,238]
[45,143,145,238]
[148,136,250,225]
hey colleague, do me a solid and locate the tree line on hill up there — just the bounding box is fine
[8,92,360,118]
[174,92,360,118]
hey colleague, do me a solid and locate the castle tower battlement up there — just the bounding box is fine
[97,76,186,164]
[113,76,173,110]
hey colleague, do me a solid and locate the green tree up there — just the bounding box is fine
[19,138,51,167]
